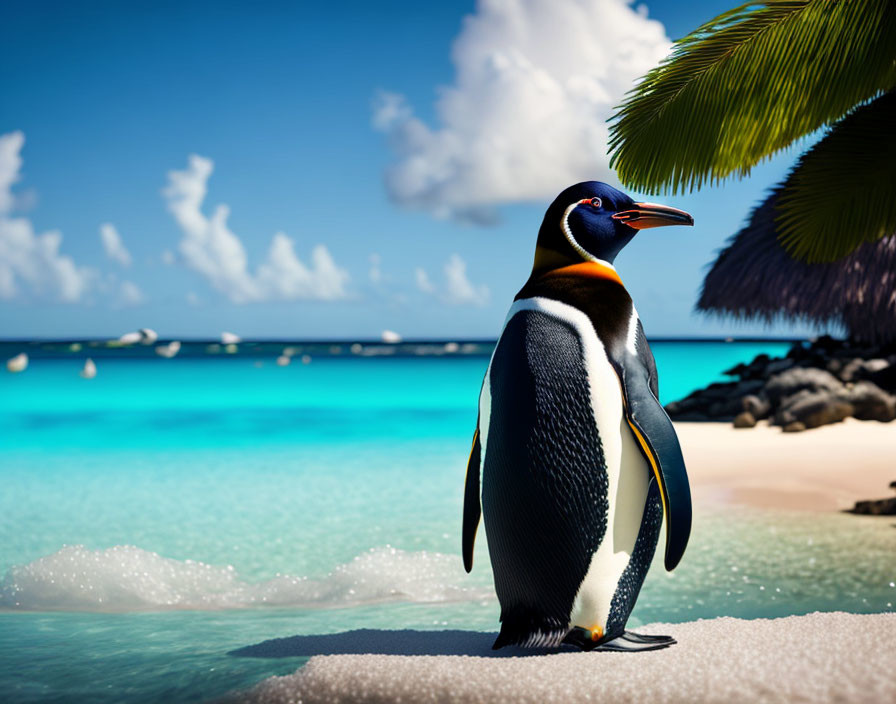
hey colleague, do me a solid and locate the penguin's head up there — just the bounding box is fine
[533,181,693,271]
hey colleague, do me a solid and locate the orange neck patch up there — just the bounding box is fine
[541,261,623,287]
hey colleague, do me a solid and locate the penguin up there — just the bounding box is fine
[462,181,693,652]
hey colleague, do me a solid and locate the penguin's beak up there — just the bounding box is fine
[612,202,694,229]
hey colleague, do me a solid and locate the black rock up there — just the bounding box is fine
[775,389,853,429]
[667,337,896,431]
[764,368,843,404]
[671,411,710,422]
[848,497,896,515]
[811,334,838,350]
[723,362,748,378]
[668,395,710,413]
[782,421,807,433]
[707,398,742,419]
[734,379,765,395]
[837,381,896,422]
[764,358,796,375]
[701,381,742,397]
[868,364,896,392]
[742,394,772,419]
[787,342,809,360]
[733,411,757,428]
[839,358,891,383]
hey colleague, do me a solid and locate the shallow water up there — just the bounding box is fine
[2,340,893,703]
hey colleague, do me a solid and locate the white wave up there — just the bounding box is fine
[0,545,492,612]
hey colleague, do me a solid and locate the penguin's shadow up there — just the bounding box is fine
[228,629,566,659]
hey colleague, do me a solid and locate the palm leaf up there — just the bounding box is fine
[775,91,896,261]
[608,0,896,195]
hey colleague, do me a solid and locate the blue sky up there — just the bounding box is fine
[0,0,825,340]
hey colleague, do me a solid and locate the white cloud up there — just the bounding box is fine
[256,234,350,301]
[415,267,436,294]
[416,254,489,306]
[0,130,24,214]
[163,155,350,303]
[0,131,94,302]
[100,223,132,267]
[374,0,670,222]
[443,254,489,305]
[118,280,144,305]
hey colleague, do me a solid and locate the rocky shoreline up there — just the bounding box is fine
[665,336,896,432]
[848,481,896,516]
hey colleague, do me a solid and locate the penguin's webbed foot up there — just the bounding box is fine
[562,628,675,652]
[620,631,676,645]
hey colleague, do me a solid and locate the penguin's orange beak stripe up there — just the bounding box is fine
[613,202,694,229]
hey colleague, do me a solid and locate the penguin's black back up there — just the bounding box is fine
[484,308,609,648]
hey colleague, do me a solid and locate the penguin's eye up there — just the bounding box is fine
[590,197,602,208]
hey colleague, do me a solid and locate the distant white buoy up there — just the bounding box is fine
[119,328,158,345]
[80,358,97,379]
[118,331,142,345]
[221,331,241,344]
[224,343,238,354]
[69,342,82,352]
[156,341,181,358]
[6,352,28,373]
[381,329,402,344]
[276,355,291,366]
[350,343,363,354]
[444,342,460,353]
[301,354,311,365]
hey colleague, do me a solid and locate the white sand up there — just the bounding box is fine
[234,612,896,704]
[676,419,895,512]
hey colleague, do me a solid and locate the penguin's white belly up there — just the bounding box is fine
[568,395,650,632]
[479,296,651,633]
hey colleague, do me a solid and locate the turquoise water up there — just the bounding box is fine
[1,340,894,703]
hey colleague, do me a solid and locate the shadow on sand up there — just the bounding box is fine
[228,629,567,659]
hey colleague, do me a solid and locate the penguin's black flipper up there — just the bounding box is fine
[462,422,481,573]
[613,322,692,572]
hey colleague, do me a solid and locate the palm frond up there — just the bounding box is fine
[608,0,896,195]
[775,91,896,262]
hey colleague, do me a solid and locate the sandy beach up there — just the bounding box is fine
[676,419,895,512]
[234,612,896,703]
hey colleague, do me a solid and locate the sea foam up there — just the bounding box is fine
[0,545,491,612]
